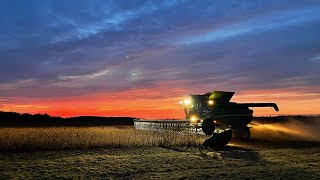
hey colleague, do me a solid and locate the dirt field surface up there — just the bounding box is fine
[0,139,319,180]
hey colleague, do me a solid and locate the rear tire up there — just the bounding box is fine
[233,126,250,140]
[241,126,250,141]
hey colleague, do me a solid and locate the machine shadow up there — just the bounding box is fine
[203,138,320,162]
[206,145,263,162]
[232,138,320,149]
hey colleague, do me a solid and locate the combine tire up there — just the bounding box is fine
[241,126,250,140]
[233,126,250,140]
[202,118,215,135]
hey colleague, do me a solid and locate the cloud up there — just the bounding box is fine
[308,55,320,61]
[58,69,112,80]
[178,6,320,45]
[0,0,319,101]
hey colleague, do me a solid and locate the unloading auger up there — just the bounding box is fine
[134,91,279,147]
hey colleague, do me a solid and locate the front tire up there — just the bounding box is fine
[202,118,215,135]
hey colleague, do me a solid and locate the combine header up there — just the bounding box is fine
[134,91,279,147]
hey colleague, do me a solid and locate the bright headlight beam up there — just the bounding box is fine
[190,116,197,122]
[208,100,214,105]
[184,99,191,105]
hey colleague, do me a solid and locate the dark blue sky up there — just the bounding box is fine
[0,0,320,117]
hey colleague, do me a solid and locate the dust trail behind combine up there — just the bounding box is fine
[250,117,320,142]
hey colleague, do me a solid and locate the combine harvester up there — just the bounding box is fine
[134,91,279,147]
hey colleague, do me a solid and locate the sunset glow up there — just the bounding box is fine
[2,88,320,119]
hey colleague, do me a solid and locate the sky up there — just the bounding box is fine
[0,0,320,119]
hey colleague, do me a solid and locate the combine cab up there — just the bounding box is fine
[135,91,279,147]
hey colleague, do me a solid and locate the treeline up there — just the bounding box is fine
[0,111,134,127]
[0,111,318,127]
[253,115,319,124]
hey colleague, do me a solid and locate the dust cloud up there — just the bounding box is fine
[250,118,320,142]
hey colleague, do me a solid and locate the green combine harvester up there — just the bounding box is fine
[134,91,279,147]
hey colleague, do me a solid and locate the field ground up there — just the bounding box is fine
[1,139,319,179]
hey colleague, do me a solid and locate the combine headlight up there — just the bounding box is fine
[184,99,191,105]
[208,100,214,105]
[179,100,183,104]
[190,115,197,122]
